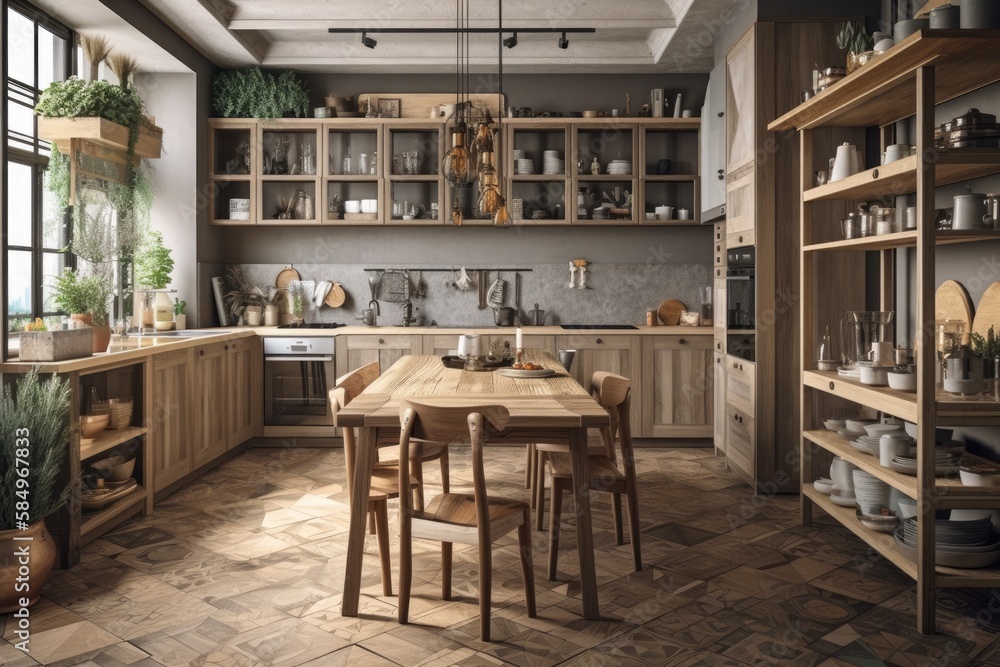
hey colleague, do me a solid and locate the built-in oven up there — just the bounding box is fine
[726,246,756,362]
[263,337,336,426]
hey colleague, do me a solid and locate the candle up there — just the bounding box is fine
[515,327,523,350]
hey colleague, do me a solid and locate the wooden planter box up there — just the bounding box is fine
[18,329,94,361]
[38,117,162,159]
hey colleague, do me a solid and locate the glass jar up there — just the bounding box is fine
[357,152,369,176]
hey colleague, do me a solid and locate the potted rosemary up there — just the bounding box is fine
[51,268,114,353]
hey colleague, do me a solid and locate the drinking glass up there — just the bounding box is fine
[393,153,404,175]
[357,153,368,176]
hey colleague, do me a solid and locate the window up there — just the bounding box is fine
[3,0,74,359]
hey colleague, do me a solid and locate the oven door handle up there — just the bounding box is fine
[726,275,753,281]
[265,355,334,362]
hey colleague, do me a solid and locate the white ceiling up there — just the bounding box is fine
[135,0,740,73]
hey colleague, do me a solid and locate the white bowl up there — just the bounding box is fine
[859,365,890,386]
[887,370,916,392]
[823,419,846,431]
[813,478,834,494]
[864,422,903,438]
[903,422,953,443]
[960,470,1000,488]
[846,419,876,432]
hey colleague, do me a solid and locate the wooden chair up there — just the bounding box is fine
[397,401,536,642]
[544,371,641,580]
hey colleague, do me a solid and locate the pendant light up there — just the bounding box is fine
[441,0,475,190]
[491,0,511,228]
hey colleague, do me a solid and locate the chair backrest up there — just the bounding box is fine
[335,361,381,407]
[397,401,510,533]
[590,371,633,466]
[329,362,381,499]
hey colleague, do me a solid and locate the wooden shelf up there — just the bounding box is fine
[577,174,636,181]
[643,174,699,182]
[804,230,1000,252]
[260,175,320,182]
[804,151,1000,202]
[210,174,252,181]
[510,174,568,181]
[325,175,380,182]
[80,426,148,461]
[387,175,439,182]
[38,117,163,159]
[80,484,147,542]
[769,30,1000,131]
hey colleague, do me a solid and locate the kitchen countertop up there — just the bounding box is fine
[0,325,713,374]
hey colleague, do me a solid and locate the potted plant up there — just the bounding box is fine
[51,268,113,353]
[212,67,311,119]
[837,21,875,73]
[223,266,267,326]
[0,368,72,612]
[135,230,175,329]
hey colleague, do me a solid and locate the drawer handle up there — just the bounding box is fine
[829,381,835,390]
[596,338,603,344]
[738,235,744,244]
[679,338,686,345]
[717,269,722,277]
[379,338,385,344]
[717,357,721,363]
[872,168,879,179]
[225,345,229,351]
[717,342,722,350]
[733,362,738,368]
[199,350,204,357]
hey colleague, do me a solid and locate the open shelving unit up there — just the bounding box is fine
[771,30,1000,634]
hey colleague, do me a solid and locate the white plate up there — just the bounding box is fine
[497,368,557,379]
[829,491,858,507]
[888,460,960,476]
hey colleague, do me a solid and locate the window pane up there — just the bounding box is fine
[42,184,69,250]
[7,8,35,86]
[7,163,34,247]
[37,28,68,90]
[7,99,35,145]
[41,251,67,312]
[7,250,33,321]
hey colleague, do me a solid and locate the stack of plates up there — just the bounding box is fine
[607,160,631,175]
[837,365,860,379]
[895,517,1000,568]
[888,452,961,476]
[515,158,535,175]
[850,434,883,457]
[591,206,611,220]
[853,470,894,519]
[543,150,564,175]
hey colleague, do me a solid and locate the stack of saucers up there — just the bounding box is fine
[607,159,631,175]
[895,516,1000,568]
[543,150,564,175]
[887,451,961,476]
[853,470,894,522]
[850,434,882,457]
[515,158,535,175]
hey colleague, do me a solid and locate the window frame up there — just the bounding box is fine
[2,0,76,360]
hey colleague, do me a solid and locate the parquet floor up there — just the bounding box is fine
[2,447,1000,666]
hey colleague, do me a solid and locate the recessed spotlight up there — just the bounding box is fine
[503,32,517,48]
[362,31,377,48]
[558,32,568,49]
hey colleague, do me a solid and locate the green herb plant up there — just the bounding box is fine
[836,20,874,54]
[971,325,1000,359]
[51,268,113,326]
[135,229,174,289]
[223,266,267,323]
[212,68,311,119]
[0,368,73,529]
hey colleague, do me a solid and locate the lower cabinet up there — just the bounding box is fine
[193,342,230,467]
[337,334,422,377]
[714,353,727,454]
[227,337,257,449]
[725,405,755,485]
[150,350,193,493]
[555,334,642,436]
[639,336,714,438]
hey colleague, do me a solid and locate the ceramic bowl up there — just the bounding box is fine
[813,478,835,494]
[887,370,917,392]
[903,422,954,443]
[960,470,1000,488]
[823,419,846,431]
[859,364,890,386]
[864,422,903,438]
[846,419,876,432]
[81,413,111,438]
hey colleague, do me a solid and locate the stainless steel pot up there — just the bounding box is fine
[493,307,517,327]
[930,3,960,29]
[962,0,1000,28]
[953,192,992,230]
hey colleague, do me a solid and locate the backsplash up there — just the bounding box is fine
[202,262,711,328]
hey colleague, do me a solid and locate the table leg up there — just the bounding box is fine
[569,426,600,619]
[342,425,376,616]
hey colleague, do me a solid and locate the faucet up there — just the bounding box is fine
[367,299,380,326]
[401,300,417,327]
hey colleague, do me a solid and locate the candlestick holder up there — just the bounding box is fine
[462,354,491,372]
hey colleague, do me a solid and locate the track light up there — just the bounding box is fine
[503,32,517,48]
[558,31,568,49]
[361,31,377,48]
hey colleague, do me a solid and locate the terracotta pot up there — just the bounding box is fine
[68,313,111,353]
[0,521,58,613]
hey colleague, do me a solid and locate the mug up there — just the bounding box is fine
[868,341,894,365]
[880,432,911,467]
[830,457,856,491]
[884,143,910,164]
[677,208,690,220]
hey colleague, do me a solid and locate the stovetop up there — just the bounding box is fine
[276,322,346,329]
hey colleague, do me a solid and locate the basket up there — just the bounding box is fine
[81,478,137,510]
[92,398,133,430]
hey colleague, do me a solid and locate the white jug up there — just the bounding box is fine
[831,143,861,182]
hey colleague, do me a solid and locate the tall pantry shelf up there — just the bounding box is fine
[769,30,1000,634]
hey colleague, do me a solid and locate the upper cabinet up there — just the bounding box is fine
[208,117,701,226]
[726,28,757,176]
[700,59,727,220]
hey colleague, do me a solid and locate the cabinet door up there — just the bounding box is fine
[725,167,755,248]
[726,26,756,175]
[150,350,192,493]
[701,59,727,216]
[227,338,257,448]
[555,334,642,434]
[193,342,229,467]
[725,406,755,485]
[338,334,420,377]
[725,355,756,416]
[714,353,727,455]
[640,336,713,438]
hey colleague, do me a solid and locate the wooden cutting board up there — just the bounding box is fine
[657,299,686,326]
[937,280,974,345]
[275,266,300,289]
[325,282,346,308]
[973,281,1000,341]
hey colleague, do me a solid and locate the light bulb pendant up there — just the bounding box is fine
[493,202,512,228]
[441,126,476,186]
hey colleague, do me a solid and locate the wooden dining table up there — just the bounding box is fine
[336,351,612,620]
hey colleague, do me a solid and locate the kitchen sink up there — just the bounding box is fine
[560,324,639,330]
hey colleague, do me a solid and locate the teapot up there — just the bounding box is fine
[831,143,862,182]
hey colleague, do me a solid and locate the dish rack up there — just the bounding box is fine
[91,398,134,430]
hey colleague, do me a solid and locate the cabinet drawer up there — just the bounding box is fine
[726,406,754,477]
[725,355,755,415]
[713,278,726,331]
[346,334,413,349]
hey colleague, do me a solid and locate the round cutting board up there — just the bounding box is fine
[973,281,1000,342]
[325,282,346,308]
[657,299,686,326]
[275,265,300,289]
[937,280,974,345]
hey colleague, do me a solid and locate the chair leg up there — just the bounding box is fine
[626,483,642,572]
[368,510,377,535]
[525,444,535,491]
[439,447,450,495]
[612,492,624,545]
[399,514,412,625]
[373,501,392,596]
[518,510,537,618]
[442,541,453,601]
[479,541,492,642]
[534,450,547,531]
[547,478,564,581]
[412,459,425,512]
